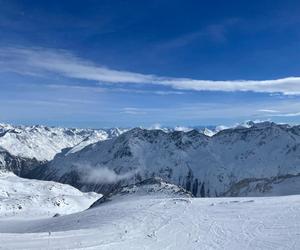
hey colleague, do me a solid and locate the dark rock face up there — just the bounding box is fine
[223,173,300,197]
[0,147,43,176]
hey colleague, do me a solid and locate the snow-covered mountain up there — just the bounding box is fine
[90,177,192,208]
[0,121,265,163]
[106,177,193,199]
[0,122,220,178]
[0,122,230,163]
[0,170,101,219]
[0,123,127,161]
[38,121,300,197]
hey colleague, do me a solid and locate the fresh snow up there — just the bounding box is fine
[0,189,299,249]
[0,171,101,219]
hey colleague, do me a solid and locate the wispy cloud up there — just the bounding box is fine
[2,47,300,95]
[46,84,185,95]
[257,109,280,113]
[115,100,300,122]
[268,112,300,117]
[3,99,69,106]
[154,18,239,51]
[121,107,147,115]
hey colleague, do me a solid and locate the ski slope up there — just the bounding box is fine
[0,192,299,249]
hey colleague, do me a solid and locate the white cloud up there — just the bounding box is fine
[148,123,162,130]
[112,100,300,122]
[74,163,138,184]
[257,109,280,113]
[174,126,193,132]
[121,107,147,115]
[2,47,300,95]
[46,84,184,95]
[268,112,300,117]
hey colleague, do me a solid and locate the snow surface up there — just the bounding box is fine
[0,171,102,219]
[0,190,299,249]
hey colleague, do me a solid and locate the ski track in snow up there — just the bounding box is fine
[0,195,300,249]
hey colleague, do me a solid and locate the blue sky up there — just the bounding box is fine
[1,0,300,128]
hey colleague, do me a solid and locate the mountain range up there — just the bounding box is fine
[1,121,299,197]
[1,121,300,249]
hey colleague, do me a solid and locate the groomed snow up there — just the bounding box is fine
[0,193,299,249]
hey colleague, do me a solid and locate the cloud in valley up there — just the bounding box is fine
[74,163,138,184]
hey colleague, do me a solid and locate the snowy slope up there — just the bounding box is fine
[0,170,101,219]
[0,123,127,161]
[0,183,299,249]
[42,121,300,197]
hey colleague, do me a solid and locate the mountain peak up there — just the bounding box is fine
[90,177,192,208]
